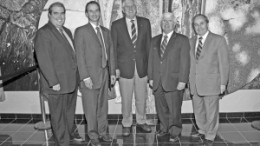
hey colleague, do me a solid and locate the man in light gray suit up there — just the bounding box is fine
[189,14,229,145]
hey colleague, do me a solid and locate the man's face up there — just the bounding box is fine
[48,5,65,28]
[86,3,100,23]
[123,0,136,19]
[161,14,175,34]
[193,16,209,36]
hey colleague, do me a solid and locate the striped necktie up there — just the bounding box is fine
[131,20,137,48]
[196,37,203,60]
[160,35,168,58]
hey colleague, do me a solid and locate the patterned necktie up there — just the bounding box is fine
[58,28,75,52]
[96,27,107,68]
[160,35,168,58]
[58,28,66,39]
[131,20,137,48]
[196,37,203,60]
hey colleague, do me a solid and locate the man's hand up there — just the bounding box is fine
[52,84,61,91]
[84,78,93,89]
[220,85,226,94]
[116,69,120,79]
[111,75,116,85]
[149,80,153,88]
[177,82,186,90]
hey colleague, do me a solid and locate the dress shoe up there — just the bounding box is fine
[169,135,180,142]
[191,132,205,139]
[100,134,113,142]
[156,130,169,137]
[204,139,214,146]
[122,126,131,137]
[136,123,152,133]
[71,133,84,142]
[90,138,101,146]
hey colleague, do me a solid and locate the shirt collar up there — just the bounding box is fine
[163,31,174,39]
[126,17,137,23]
[197,31,209,40]
[89,22,100,30]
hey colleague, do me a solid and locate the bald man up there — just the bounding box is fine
[148,12,190,142]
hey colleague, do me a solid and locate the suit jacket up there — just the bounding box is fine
[111,16,151,79]
[148,32,190,92]
[74,23,115,89]
[189,32,229,96]
[35,22,78,94]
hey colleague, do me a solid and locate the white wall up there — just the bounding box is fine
[0,90,260,114]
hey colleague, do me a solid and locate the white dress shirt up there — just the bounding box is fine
[161,31,174,45]
[125,17,138,38]
[195,31,209,54]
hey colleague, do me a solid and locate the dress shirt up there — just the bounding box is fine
[125,17,138,38]
[161,31,174,45]
[195,31,209,54]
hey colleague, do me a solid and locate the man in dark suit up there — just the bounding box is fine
[148,12,190,142]
[74,1,116,146]
[35,2,82,146]
[189,14,229,145]
[111,0,152,136]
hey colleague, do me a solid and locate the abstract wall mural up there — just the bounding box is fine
[0,0,260,97]
[0,0,47,91]
[204,0,260,92]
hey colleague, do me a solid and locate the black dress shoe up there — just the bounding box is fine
[156,130,169,137]
[70,133,84,142]
[169,135,180,142]
[100,134,113,142]
[136,123,152,133]
[122,126,131,137]
[204,139,214,146]
[90,138,101,146]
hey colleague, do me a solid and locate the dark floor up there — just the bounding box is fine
[0,115,260,146]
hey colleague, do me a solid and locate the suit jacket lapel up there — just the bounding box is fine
[156,35,163,59]
[136,17,142,45]
[122,18,133,46]
[191,36,196,58]
[100,26,109,52]
[87,23,101,46]
[48,22,74,57]
[162,32,177,60]
[200,32,213,59]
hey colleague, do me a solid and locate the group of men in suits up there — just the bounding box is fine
[148,12,229,145]
[34,0,229,146]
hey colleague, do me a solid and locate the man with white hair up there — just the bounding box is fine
[148,12,190,142]
[111,0,152,136]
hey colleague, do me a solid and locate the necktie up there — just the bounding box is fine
[131,20,137,48]
[58,28,66,39]
[58,28,75,52]
[160,35,168,58]
[196,37,203,60]
[96,27,107,68]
